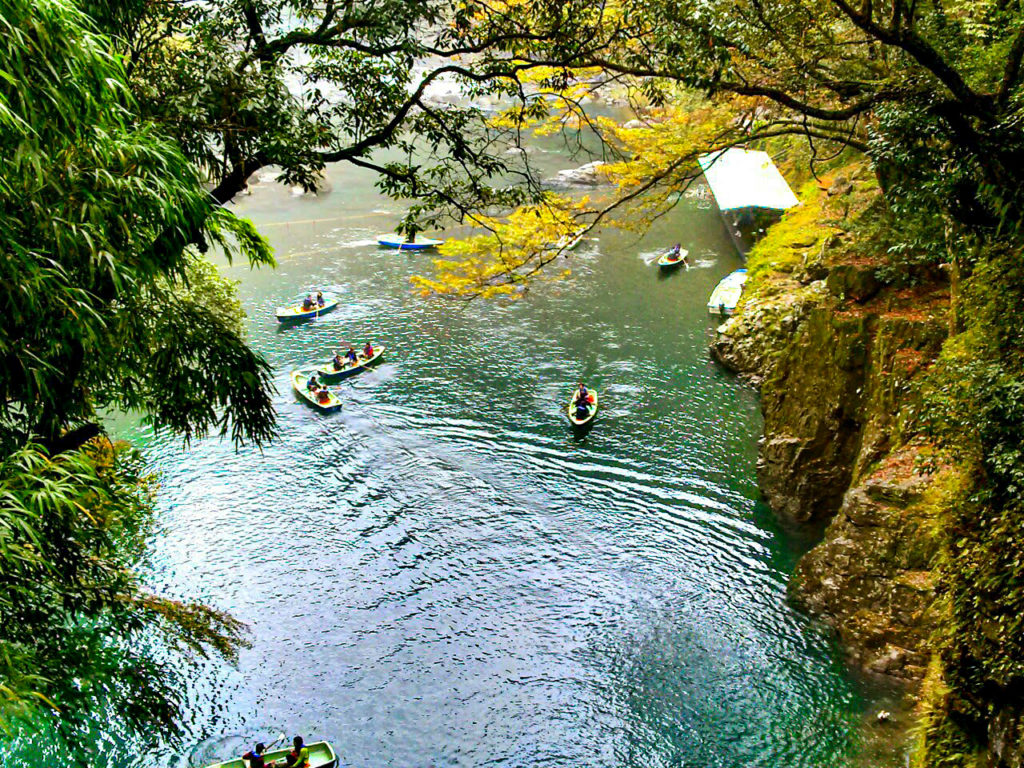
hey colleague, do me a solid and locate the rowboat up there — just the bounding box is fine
[316,344,386,381]
[291,370,342,413]
[657,248,689,269]
[707,269,748,316]
[202,741,338,768]
[567,389,598,426]
[276,295,339,322]
[376,235,444,250]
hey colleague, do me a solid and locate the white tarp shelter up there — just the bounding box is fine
[698,148,800,211]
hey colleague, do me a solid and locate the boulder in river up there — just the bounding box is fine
[550,160,607,187]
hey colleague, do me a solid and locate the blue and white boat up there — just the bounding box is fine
[275,295,339,322]
[376,234,444,250]
[707,269,748,316]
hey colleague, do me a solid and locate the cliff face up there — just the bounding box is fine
[714,175,1024,768]
[710,176,949,681]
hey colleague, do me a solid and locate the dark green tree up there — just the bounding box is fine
[0,0,274,742]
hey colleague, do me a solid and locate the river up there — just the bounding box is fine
[10,151,905,767]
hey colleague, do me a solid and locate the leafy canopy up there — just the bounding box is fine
[0,0,274,742]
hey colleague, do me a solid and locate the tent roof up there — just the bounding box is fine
[698,148,800,211]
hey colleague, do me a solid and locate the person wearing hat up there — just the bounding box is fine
[242,743,267,768]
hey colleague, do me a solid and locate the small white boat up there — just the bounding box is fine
[376,235,444,250]
[276,295,339,322]
[707,269,748,316]
[551,228,587,252]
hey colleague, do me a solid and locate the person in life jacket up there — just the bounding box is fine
[316,291,325,307]
[242,743,267,768]
[282,736,310,768]
[332,353,344,371]
[573,382,592,420]
[301,295,315,311]
[574,382,589,407]
[363,341,374,359]
[575,400,591,420]
[345,346,358,364]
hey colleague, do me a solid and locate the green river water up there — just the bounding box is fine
[8,151,907,767]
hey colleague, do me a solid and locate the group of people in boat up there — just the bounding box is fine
[300,292,327,312]
[242,736,310,768]
[330,342,375,371]
[305,373,332,404]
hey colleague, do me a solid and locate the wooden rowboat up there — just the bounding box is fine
[567,390,598,426]
[376,235,444,250]
[657,248,689,269]
[291,370,342,413]
[316,344,386,381]
[276,296,339,322]
[202,740,338,768]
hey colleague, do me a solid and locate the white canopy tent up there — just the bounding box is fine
[698,148,800,211]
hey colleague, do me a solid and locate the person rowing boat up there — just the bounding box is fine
[573,382,592,421]
[243,743,268,768]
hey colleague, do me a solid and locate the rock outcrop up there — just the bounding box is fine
[712,168,1024,768]
[549,160,607,187]
[710,176,949,682]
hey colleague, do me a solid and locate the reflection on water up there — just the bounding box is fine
[1,159,906,768]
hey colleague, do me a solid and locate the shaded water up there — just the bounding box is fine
[8,159,905,766]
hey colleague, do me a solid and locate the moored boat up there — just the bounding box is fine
[317,344,386,381]
[276,295,339,323]
[567,389,598,426]
[202,740,338,768]
[291,370,342,413]
[707,269,748,316]
[657,247,689,269]
[376,234,444,250]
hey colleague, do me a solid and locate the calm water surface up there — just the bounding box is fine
[14,156,902,767]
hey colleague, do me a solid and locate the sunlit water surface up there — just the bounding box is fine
[7,156,905,768]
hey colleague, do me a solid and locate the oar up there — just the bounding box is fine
[249,733,287,766]
[265,732,287,752]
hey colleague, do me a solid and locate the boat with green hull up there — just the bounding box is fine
[568,389,598,426]
[292,370,343,413]
[202,741,338,768]
[317,344,386,381]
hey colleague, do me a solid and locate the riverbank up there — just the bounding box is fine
[710,163,1023,767]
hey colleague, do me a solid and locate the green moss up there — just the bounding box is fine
[745,178,836,287]
[911,656,985,768]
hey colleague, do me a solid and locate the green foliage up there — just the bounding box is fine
[87,0,550,229]
[0,0,269,739]
[912,240,1024,761]
[0,442,249,737]
[0,0,276,450]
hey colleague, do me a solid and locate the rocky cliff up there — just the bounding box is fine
[712,172,1024,767]
[711,195,949,678]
